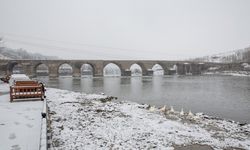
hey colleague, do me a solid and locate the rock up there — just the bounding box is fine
[99,96,117,103]
[54,117,62,122]
[57,125,64,130]
[49,111,56,115]
[96,109,103,113]
[239,123,247,126]
[77,108,83,113]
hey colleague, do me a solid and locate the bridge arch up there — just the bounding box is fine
[7,62,24,74]
[103,63,121,76]
[58,63,73,76]
[130,63,142,76]
[133,62,148,76]
[81,63,94,76]
[152,64,164,76]
[35,63,49,76]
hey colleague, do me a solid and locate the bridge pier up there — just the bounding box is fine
[199,63,205,73]
[190,63,201,75]
[167,69,177,75]
[176,64,185,75]
[72,66,81,77]
[23,64,36,77]
[184,63,191,74]
[48,64,59,77]
[123,70,131,76]
[147,69,154,76]
[0,63,7,76]
[92,63,103,76]
[177,63,204,75]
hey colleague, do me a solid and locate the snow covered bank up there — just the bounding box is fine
[204,71,250,77]
[47,88,250,150]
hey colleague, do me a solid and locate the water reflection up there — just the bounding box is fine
[152,76,164,98]
[104,77,121,96]
[130,77,142,97]
[58,77,73,91]
[80,77,93,94]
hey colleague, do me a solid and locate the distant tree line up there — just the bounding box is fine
[0,47,58,60]
[242,47,250,62]
[192,46,250,63]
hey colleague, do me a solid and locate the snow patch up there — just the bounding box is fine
[204,71,250,77]
[0,82,9,93]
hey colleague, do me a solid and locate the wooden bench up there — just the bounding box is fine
[10,81,45,102]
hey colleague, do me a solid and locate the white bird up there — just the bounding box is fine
[149,105,156,112]
[170,106,174,113]
[180,108,184,116]
[100,92,105,95]
[188,110,194,117]
[160,105,166,112]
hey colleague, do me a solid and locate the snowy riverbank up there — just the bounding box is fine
[204,71,250,77]
[47,88,250,150]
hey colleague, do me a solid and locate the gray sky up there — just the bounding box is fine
[0,0,250,60]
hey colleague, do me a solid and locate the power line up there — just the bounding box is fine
[3,36,176,59]
[4,37,121,59]
[0,32,146,52]
[0,32,182,56]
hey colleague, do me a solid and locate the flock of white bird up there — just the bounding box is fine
[148,105,199,120]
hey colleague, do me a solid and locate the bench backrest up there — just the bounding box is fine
[15,81,40,86]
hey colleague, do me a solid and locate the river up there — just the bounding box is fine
[37,75,250,123]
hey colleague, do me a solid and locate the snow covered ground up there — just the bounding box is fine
[0,82,9,93]
[205,64,250,77]
[0,95,43,150]
[47,88,250,150]
[204,71,250,77]
[0,82,44,150]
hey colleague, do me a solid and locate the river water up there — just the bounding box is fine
[37,75,250,123]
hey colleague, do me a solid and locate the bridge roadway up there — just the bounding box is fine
[0,59,229,77]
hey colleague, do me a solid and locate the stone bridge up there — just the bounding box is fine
[0,59,226,77]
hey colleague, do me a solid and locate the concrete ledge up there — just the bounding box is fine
[39,99,48,150]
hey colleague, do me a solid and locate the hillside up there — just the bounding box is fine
[192,46,250,63]
[0,47,58,60]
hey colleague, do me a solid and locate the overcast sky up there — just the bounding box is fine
[0,0,250,60]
